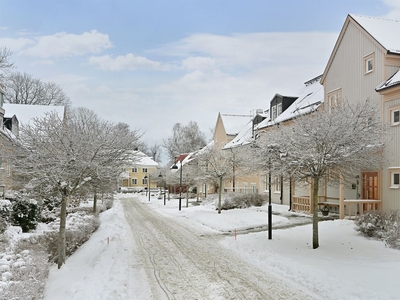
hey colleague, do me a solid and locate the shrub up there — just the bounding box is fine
[11,199,41,233]
[0,200,12,223]
[220,194,268,210]
[355,210,400,250]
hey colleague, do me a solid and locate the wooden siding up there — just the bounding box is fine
[381,94,400,209]
[324,21,385,111]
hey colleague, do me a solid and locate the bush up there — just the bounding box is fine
[11,199,41,233]
[220,194,268,210]
[355,210,400,249]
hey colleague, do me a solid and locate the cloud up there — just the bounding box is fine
[30,59,54,67]
[0,37,35,52]
[19,30,112,58]
[382,0,400,19]
[154,32,338,70]
[181,56,216,71]
[89,53,164,71]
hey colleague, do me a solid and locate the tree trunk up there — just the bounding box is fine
[58,194,68,269]
[93,189,97,214]
[218,177,222,214]
[186,189,189,207]
[312,176,320,249]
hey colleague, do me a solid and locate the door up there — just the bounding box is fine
[362,172,379,200]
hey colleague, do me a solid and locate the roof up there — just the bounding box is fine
[376,69,400,91]
[3,104,65,124]
[220,113,253,136]
[256,75,323,129]
[350,14,400,54]
[134,151,159,167]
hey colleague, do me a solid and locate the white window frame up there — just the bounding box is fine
[142,168,148,173]
[274,175,281,193]
[131,178,137,185]
[271,106,277,120]
[327,88,342,113]
[391,108,400,126]
[364,53,374,74]
[277,103,282,116]
[132,167,138,173]
[142,178,148,185]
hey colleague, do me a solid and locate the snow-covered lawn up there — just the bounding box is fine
[42,193,400,299]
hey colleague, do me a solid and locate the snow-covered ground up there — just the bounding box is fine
[44,193,400,300]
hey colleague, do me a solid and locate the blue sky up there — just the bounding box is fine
[1,0,399,163]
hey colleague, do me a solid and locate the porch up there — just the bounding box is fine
[292,195,381,219]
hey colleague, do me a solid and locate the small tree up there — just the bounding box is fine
[13,108,141,268]
[163,121,207,161]
[4,71,71,106]
[253,99,387,249]
[197,143,235,213]
[0,47,14,80]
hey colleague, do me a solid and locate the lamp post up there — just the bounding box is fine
[158,173,167,205]
[268,157,272,240]
[144,174,150,201]
[171,161,182,211]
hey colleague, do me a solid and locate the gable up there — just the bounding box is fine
[321,14,394,85]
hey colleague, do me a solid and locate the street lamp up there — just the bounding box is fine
[171,161,183,211]
[158,173,167,205]
[144,174,150,201]
[268,157,272,240]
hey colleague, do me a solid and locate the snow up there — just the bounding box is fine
[43,194,400,300]
[376,69,400,91]
[350,14,400,54]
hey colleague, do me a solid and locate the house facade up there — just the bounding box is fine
[321,14,400,211]
[120,151,159,192]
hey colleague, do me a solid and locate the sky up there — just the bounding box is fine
[39,193,400,299]
[1,0,400,162]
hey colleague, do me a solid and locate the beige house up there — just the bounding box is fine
[120,151,159,192]
[320,14,400,213]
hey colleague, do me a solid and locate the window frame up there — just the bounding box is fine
[327,88,342,113]
[390,107,400,126]
[142,167,148,173]
[389,168,400,189]
[131,178,137,185]
[364,53,374,74]
[131,167,138,173]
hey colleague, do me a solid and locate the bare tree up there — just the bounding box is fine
[163,121,207,161]
[4,72,71,106]
[142,143,163,163]
[253,99,388,249]
[0,47,14,81]
[13,108,142,268]
[196,143,235,213]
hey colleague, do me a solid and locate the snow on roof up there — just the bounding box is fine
[223,119,255,149]
[376,69,400,91]
[3,104,65,124]
[256,76,323,130]
[350,14,400,54]
[134,151,158,166]
[220,114,253,136]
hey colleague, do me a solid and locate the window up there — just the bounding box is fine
[274,175,281,192]
[271,106,277,120]
[142,168,148,173]
[277,103,282,116]
[391,172,399,189]
[132,167,138,173]
[364,53,374,74]
[142,178,148,185]
[391,108,400,126]
[131,178,137,185]
[327,89,342,113]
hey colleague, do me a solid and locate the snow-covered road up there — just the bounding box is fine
[122,196,315,299]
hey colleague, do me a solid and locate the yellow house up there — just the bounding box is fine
[120,151,159,192]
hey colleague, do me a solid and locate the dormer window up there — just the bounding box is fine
[271,106,277,119]
[277,103,282,116]
[364,53,374,74]
[390,107,399,126]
